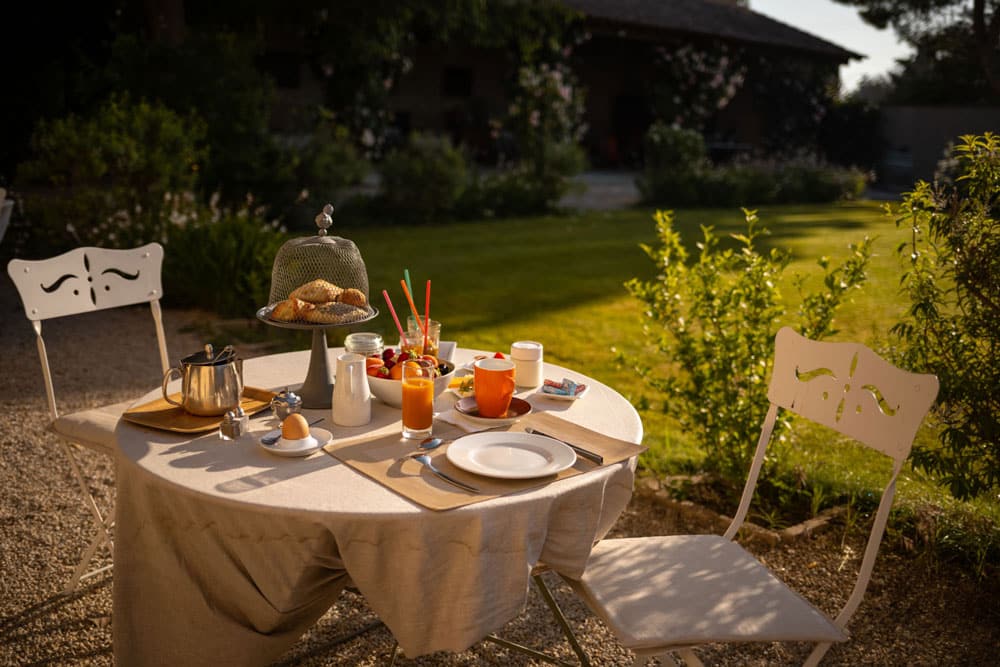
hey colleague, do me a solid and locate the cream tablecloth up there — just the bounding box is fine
[112,348,642,664]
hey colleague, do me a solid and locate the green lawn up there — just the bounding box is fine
[333,200,997,569]
[342,199,906,454]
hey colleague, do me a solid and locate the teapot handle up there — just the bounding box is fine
[161,367,184,407]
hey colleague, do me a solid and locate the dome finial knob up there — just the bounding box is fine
[315,204,334,236]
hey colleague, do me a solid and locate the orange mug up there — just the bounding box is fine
[473,357,516,418]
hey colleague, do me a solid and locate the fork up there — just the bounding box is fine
[412,454,480,493]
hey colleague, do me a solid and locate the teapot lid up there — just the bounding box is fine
[183,344,237,366]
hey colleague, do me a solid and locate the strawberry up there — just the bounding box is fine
[493,352,506,359]
[376,366,391,378]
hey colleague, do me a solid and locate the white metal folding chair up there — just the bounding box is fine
[563,326,939,666]
[7,243,168,593]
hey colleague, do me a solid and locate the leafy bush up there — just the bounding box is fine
[377,133,468,223]
[15,93,206,252]
[277,112,370,231]
[459,140,586,218]
[637,123,707,205]
[162,196,287,318]
[890,133,1000,500]
[623,209,872,477]
[102,31,279,207]
[638,124,868,207]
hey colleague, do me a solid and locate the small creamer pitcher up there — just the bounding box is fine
[332,353,371,427]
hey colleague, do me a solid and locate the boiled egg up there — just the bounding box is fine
[281,413,311,441]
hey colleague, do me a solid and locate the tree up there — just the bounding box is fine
[835,0,1000,102]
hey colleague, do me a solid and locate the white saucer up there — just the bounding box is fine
[258,427,332,457]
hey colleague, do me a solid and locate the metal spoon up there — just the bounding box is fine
[413,454,479,493]
[396,437,445,461]
[261,417,324,446]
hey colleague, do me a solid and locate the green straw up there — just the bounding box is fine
[403,269,414,310]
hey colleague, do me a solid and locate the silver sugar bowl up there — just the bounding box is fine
[271,388,303,421]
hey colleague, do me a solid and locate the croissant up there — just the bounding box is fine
[289,279,343,304]
[338,288,367,307]
[270,297,314,322]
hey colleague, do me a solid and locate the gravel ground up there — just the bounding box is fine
[1,275,997,666]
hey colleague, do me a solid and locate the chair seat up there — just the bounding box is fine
[565,535,847,652]
[50,399,134,456]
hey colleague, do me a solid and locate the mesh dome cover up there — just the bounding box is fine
[268,234,370,306]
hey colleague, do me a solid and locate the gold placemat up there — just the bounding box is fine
[323,412,646,511]
[121,387,275,433]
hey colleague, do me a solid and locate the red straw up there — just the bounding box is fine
[382,289,409,348]
[400,279,427,336]
[423,279,431,352]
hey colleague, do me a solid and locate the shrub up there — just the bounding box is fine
[623,208,872,477]
[162,195,287,318]
[459,140,587,218]
[637,124,868,207]
[15,93,206,252]
[102,31,279,207]
[377,133,467,223]
[636,123,706,205]
[890,133,1000,500]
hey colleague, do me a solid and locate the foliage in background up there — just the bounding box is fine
[278,109,370,231]
[890,133,1000,500]
[15,93,206,253]
[623,209,872,477]
[638,123,867,207]
[649,40,746,131]
[834,0,1000,103]
[819,98,884,171]
[459,140,587,218]
[162,196,287,318]
[101,31,279,206]
[378,134,468,224]
[745,54,839,152]
[637,123,708,205]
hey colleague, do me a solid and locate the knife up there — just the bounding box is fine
[525,427,604,465]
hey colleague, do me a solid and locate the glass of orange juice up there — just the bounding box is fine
[401,359,435,439]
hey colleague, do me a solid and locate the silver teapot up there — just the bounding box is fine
[161,344,244,416]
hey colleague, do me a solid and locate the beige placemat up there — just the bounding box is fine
[323,412,646,511]
[121,386,275,433]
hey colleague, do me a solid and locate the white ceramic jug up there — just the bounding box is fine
[332,353,372,427]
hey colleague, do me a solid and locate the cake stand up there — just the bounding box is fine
[256,305,379,409]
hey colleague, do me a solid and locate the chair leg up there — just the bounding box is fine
[532,574,591,666]
[482,573,590,666]
[61,442,115,593]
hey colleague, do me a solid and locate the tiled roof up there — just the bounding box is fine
[562,0,862,61]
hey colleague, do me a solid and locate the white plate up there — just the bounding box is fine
[536,384,590,401]
[446,432,576,479]
[258,427,332,457]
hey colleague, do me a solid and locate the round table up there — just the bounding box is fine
[113,347,642,665]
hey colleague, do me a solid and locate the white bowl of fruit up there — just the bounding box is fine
[366,348,456,408]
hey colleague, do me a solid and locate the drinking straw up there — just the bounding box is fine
[400,279,427,336]
[382,289,409,348]
[423,279,431,352]
[403,269,414,303]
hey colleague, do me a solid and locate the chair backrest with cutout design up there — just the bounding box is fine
[7,243,169,419]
